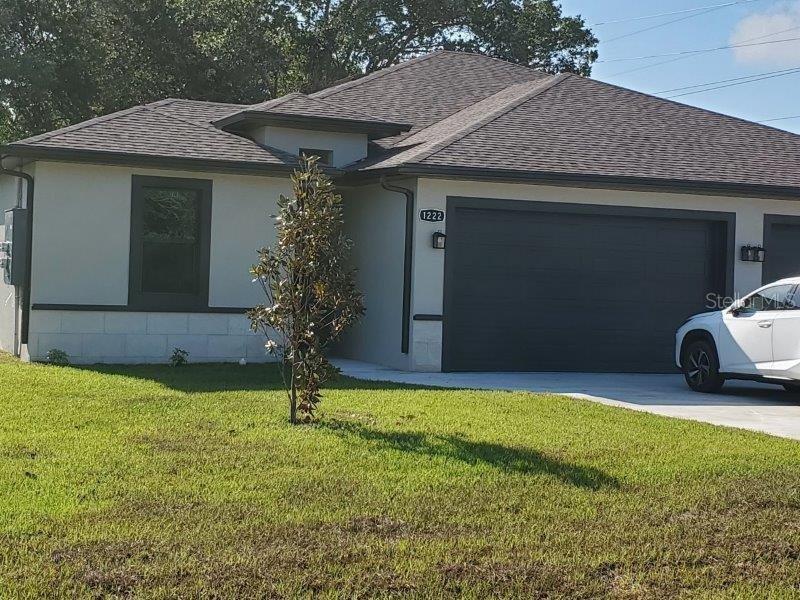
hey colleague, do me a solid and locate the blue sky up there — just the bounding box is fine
[560,0,800,133]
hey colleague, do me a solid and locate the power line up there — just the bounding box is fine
[610,55,696,78]
[599,36,800,63]
[591,0,766,27]
[608,24,800,77]
[601,3,739,44]
[661,68,800,98]
[758,114,800,123]
[654,67,800,93]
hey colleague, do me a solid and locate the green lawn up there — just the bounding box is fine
[1,352,800,598]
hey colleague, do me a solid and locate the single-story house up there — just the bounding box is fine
[2,50,800,372]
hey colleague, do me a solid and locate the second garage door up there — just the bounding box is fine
[442,198,732,373]
[764,215,800,283]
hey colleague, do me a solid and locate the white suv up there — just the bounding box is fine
[676,277,800,393]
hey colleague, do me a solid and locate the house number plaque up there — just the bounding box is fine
[419,209,445,222]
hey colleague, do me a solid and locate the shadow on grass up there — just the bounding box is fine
[69,362,618,489]
[77,363,800,409]
[320,419,620,490]
[76,363,444,393]
[75,363,286,393]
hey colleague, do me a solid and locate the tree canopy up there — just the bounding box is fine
[0,0,597,143]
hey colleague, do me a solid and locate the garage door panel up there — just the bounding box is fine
[463,321,663,345]
[764,218,800,283]
[459,209,645,244]
[443,200,729,373]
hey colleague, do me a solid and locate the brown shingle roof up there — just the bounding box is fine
[353,75,566,170]
[241,93,408,127]
[313,50,547,145]
[213,92,411,137]
[403,75,800,190]
[6,99,298,169]
[153,98,246,123]
[4,51,800,193]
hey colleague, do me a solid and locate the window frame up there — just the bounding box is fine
[299,148,333,166]
[737,283,797,314]
[128,175,213,311]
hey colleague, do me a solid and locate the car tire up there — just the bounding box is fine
[682,339,725,393]
[783,384,800,394]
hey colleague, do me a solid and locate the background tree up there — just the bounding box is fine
[248,156,364,424]
[289,0,598,91]
[0,0,596,143]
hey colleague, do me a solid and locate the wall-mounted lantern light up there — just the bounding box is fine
[432,231,446,250]
[740,244,765,263]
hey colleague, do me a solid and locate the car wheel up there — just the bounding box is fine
[783,383,800,394]
[682,339,725,393]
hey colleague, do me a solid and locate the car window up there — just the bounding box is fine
[787,286,800,310]
[740,284,797,312]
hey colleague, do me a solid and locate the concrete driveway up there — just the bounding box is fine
[333,359,800,441]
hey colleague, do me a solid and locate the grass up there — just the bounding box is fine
[1,352,800,598]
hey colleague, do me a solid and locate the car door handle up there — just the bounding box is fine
[758,320,773,328]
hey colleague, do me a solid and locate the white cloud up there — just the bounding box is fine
[730,1,800,66]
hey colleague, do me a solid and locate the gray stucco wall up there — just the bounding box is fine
[0,174,20,354]
[25,161,293,364]
[252,126,368,168]
[337,181,413,370]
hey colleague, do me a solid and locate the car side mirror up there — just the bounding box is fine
[729,304,748,317]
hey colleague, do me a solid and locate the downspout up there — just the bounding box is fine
[0,158,34,349]
[380,176,414,354]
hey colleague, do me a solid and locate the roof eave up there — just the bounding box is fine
[0,144,343,178]
[344,164,800,201]
[215,111,412,139]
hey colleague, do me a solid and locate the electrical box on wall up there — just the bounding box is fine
[2,208,29,286]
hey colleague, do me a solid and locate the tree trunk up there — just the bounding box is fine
[290,360,298,424]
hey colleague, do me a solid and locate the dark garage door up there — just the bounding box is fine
[764,216,800,283]
[442,199,731,373]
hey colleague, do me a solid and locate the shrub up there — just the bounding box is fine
[46,348,69,365]
[169,348,189,367]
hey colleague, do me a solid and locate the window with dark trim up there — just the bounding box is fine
[129,176,212,311]
[299,148,333,166]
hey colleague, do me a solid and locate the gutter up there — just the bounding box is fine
[344,165,800,202]
[0,158,34,349]
[8,142,800,202]
[380,176,415,355]
[0,145,344,179]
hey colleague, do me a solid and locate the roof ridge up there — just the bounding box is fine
[393,80,536,148]
[14,104,156,145]
[313,50,549,101]
[163,98,248,109]
[251,92,306,110]
[311,51,444,99]
[581,76,800,141]
[410,74,570,164]
[435,49,548,76]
